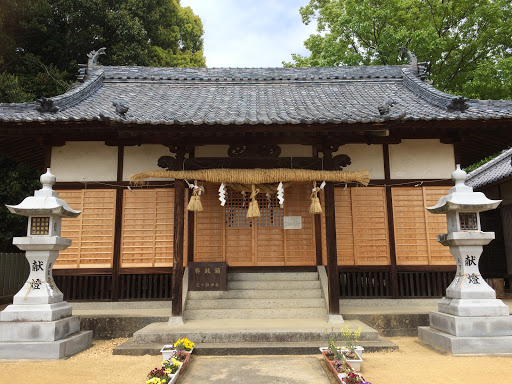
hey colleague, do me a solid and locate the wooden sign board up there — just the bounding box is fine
[189,262,227,291]
[284,216,302,230]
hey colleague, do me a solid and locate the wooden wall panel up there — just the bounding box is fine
[56,189,116,268]
[351,187,390,265]
[334,188,354,265]
[284,183,316,266]
[121,189,181,268]
[324,187,390,266]
[424,187,452,265]
[392,187,453,266]
[194,183,224,262]
[224,189,253,266]
[392,188,429,265]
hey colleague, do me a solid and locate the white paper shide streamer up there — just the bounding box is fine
[277,182,284,207]
[218,183,227,206]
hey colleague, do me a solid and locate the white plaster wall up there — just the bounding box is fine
[389,139,454,179]
[195,144,312,158]
[123,144,172,181]
[333,144,385,180]
[51,142,117,182]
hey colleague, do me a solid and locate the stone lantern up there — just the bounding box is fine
[0,169,92,359]
[418,165,512,354]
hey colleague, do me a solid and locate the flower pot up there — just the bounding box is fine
[341,349,363,372]
[321,350,353,384]
[160,345,194,360]
[167,372,179,384]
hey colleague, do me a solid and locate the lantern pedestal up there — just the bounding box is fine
[418,166,512,355]
[0,169,92,359]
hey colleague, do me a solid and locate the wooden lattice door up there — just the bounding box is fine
[194,182,316,266]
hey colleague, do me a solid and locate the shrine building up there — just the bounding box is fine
[1,49,511,317]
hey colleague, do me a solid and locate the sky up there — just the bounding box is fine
[180,0,317,68]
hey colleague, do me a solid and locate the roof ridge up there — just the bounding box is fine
[402,69,468,112]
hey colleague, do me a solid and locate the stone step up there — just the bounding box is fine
[228,272,319,281]
[130,321,380,344]
[183,308,327,320]
[187,288,322,300]
[185,298,326,310]
[114,338,396,356]
[227,280,321,290]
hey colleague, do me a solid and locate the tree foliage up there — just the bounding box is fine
[285,0,512,100]
[0,156,40,253]
[0,0,206,103]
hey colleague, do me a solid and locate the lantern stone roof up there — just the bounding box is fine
[427,165,501,214]
[6,169,81,218]
[1,62,512,126]
[466,148,512,189]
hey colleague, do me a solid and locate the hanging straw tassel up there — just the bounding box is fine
[247,184,261,218]
[309,181,322,214]
[187,180,204,212]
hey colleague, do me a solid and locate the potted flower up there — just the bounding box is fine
[321,327,363,371]
[162,357,183,384]
[146,367,170,384]
[340,325,364,371]
[342,370,371,384]
[160,337,195,360]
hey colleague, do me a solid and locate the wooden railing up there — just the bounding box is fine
[339,268,455,298]
[0,253,28,302]
[53,272,172,301]
[339,270,392,297]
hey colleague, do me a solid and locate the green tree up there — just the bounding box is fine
[0,0,206,103]
[0,156,40,253]
[285,0,512,99]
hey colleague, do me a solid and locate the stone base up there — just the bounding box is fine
[167,316,184,326]
[418,326,512,355]
[0,301,72,322]
[438,297,509,317]
[0,316,80,342]
[327,314,344,324]
[429,311,512,337]
[0,330,93,359]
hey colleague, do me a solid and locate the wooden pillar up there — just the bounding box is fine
[171,146,188,317]
[383,144,399,297]
[323,146,340,315]
[172,178,185,316]
[111,145,124,301]
[187,188,195,263]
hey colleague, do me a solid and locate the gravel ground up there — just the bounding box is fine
[1,337,511,384]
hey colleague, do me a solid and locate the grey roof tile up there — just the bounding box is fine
[1,65,512,125]
[466,148,512,188]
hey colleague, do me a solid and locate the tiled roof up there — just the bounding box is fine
[1,65,512,126]
[466,148,512,188]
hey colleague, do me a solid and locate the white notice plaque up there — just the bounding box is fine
[284,216,302,230]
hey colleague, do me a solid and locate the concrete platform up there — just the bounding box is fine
[113,319,398,356]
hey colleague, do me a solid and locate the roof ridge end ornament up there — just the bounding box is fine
[35,97,59,113]
[399,47,428,80]
[87,47,106,66]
